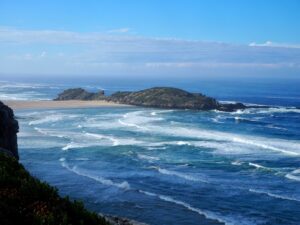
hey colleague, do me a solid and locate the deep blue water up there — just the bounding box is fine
[1,78,300,225]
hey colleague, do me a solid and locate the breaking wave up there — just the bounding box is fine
[61,161,130,190]
[248,163,273,171]
[139,190,253,225]
[249,189,300,202]
[285,169,300,182]
[150,166,209,183]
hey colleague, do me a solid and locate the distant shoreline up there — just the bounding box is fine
[2,100,129,110]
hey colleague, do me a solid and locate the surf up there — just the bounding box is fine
[61,160,130,190]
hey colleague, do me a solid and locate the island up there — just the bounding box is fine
[55,87,246,112]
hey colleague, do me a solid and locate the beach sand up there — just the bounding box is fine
[2,100,128,110]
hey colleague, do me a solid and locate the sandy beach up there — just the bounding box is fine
[2,100,127,110]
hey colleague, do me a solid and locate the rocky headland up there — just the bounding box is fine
[55,87,247,112]
[0,101,144,225]
[0,101,19,159]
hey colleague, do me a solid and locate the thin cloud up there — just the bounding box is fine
[0,27,300,76]
[107,28,131,33]
[249,41,300,49]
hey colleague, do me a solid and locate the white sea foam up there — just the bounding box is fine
[256,107,300,114]
[61,162,130,190]
[29,115,64,125]
[162,128,298,157]
[150,166,208,183]
[232,107,300,115]
[231,161,243,166]
[34,127,72,139]
[139,190,243,225]
[61,131,145,150]
[29,113,80,126]
[249,189,300,202]
[176,141,191,146]
[248,163,272,171]
[285,174,300,182]
[265,125,287,131]
[62,142,88,151]
[285,169,300,182]
[118,119,145,130]
[79,109,300,157]
[232,137,299,156]
[83,132,120,146]
[219,100,238,104]
[230,109,245,115]
[118,111,164,130]
[137,154,160,161]
[211,117,224,123]
[146,146,168,150]
[148,123,300,156]
[34,108,300,157]
[75,157,90,161]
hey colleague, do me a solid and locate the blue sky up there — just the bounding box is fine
[0,0,300,77]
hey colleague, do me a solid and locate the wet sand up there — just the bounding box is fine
[2,100,128,110]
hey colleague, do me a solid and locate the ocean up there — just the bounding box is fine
[1,77,300,225]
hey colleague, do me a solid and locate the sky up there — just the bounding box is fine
[0,0,300,78]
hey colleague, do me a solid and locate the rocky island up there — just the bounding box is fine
[55,88,106,101]
[55,87,246,112]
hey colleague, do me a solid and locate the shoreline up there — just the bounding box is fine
[2,100,129,110]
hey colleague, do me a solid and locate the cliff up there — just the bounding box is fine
[0,101,145,225]
[0,101,110,225]
[0,101,19,159]
[55,87,246,112]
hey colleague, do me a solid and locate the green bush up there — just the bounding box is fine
[0,153,110,225]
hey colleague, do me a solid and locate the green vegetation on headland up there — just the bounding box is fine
[1,100,145,225]
[55,87,246,112]
[0,101,109,225]
[0,153,110,225]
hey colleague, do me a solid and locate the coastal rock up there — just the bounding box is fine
[99,213,148,225]
[217,102,247,112]
[0,101,19,159]
[109,87,245,111]
[54,88,105,101]
[55,87,246,112]
[109,87,220,110]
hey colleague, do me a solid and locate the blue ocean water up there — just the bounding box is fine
[1,78,300,225]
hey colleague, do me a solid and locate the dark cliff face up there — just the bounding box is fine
[0,101,19,159]
[54,88,105,101]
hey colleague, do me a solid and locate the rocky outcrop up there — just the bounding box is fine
[109,87,246,112]
[109,87,219,110]
[99,213,148,225]
[55,87,246,112]
[217,102,247,112]
[0,101,19,159]
[54,88,105,101]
